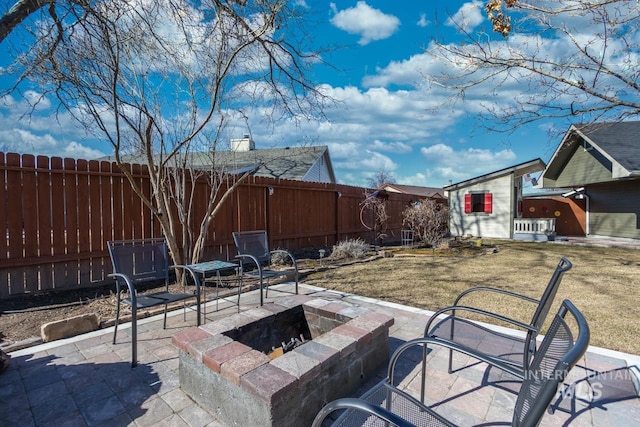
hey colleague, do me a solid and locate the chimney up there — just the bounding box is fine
[231,135,255,152]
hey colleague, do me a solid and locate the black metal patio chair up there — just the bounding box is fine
[422,256,572,394]
[107,238,201,367]
[232,230,298,306]
[312,299,590,427]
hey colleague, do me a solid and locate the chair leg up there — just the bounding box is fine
[113,298,121,345]
[163,305,168,329]
[196,293,201,326]
[237,282,242,313]
[421,343,428,403]
[131,307,138,368]
[259,277,264,306]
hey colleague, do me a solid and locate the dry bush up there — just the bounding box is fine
[329,238,370,260]
[402,199,449,247]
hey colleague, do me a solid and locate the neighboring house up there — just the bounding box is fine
[377,183,445,200]
[538,122,640,239]
[101,137,337,184]
[444,159,546,239]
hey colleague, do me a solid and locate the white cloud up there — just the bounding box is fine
[417,13,430,28]
[363,52,433,88]
[420,143,516,183]
[370,139,412,154]
[397,172,426,184]
[0,128,105,159]
[330,1,400,45]
[446,1,485,33]
[0,93,107,159]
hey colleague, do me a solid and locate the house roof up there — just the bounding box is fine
[378,183,445,199]
[443,158,546,191]
[542,122,640,181]
[103,145,336,183]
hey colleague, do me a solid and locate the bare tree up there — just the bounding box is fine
[402,199,449,248]
[367,169,395,189]
[360,191,389,246]
[1,0,330,265]
[427,0,640,134]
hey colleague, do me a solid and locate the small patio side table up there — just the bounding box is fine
[186,260,240,317]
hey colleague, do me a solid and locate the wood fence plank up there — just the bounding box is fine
[100,161,113,277]
[111,162,124,241]
[76,159,91,285]
[51,157,66,290]
[63,158,79,288]
[122,163,134,240]
[130,163,143,239]
[36,156,54,291]
[6,153,26,295]
[22,155,39,293]
[89,160,103,281]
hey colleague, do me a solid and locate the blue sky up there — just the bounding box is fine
[0,1,566,189]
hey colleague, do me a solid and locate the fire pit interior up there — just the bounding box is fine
[222,304,342,359]
[174,295,394,427]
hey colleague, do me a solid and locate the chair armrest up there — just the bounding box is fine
[108,273,138,307]
[311,398,417,427]
[170,265,202,294]
[424,305,538,337]
[235,253,262,273]
[387,336,525,383]
[453,286,539,306]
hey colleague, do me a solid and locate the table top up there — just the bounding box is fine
[187,260,238,273]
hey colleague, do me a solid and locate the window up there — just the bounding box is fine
[464,192,492,214]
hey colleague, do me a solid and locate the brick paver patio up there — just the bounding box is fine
[2,283,639,426]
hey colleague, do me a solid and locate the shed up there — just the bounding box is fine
[445,159,546,239]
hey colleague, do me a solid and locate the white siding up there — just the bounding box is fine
[303,154,332,183]
[448,174,514,238]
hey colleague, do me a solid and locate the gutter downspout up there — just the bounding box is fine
[584,193,590,236]
[575,192,590,236]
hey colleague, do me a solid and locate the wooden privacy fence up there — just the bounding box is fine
[0,152,422,298]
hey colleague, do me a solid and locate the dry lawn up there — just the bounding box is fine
[304,240,640,355]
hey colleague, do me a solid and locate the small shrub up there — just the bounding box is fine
[271,250,293,266]
[329,238,370,260]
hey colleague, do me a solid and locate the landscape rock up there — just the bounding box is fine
[41,313,99,342]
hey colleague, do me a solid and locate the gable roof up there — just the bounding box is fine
[193,146,335,183]
[379,183,445,199]
[443,159,546,191]
[542,122,640,182]
[102,145,336,183]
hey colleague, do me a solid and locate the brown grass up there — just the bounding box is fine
[304,240,640,355]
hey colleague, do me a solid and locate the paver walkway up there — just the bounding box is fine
[2,283,639,426]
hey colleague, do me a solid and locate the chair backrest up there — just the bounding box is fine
[530,257,572,331]
[233,230,271,264]
[108,238,169,285]
[513,299,590,427]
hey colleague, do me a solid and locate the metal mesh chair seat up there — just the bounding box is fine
[328,382,454,427]
[122,291,195,308]
[427,315,530,369]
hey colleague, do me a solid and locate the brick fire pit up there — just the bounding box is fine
[173,295,394,427]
